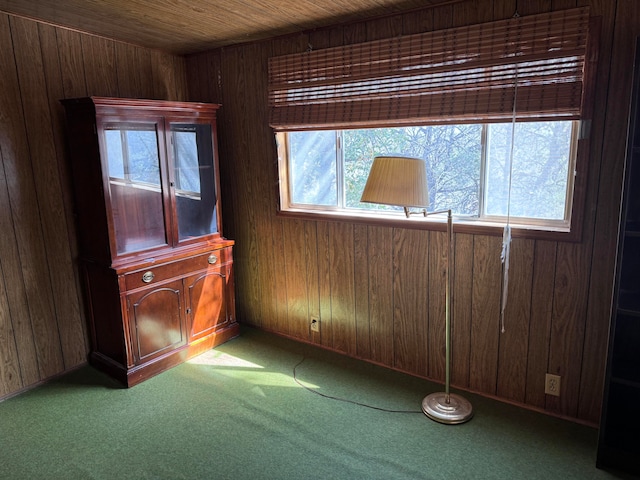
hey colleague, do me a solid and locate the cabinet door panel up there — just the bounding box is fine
[186,269,227,341]
[170,122,219,242]
[128,279,186,362]
[102,122,169,255]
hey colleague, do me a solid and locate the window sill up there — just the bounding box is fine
[277,207,582,243]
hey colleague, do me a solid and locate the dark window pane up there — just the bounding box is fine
[172,123,218,241]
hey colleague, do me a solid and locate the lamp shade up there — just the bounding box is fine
[360,156,429,208]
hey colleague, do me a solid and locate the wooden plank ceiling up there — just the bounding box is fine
[0,0,462,55]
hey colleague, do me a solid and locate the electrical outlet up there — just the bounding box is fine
[545,373,561,396]
[310,316,320,333]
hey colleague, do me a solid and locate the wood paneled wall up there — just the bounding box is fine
[187,0,640,424]
[0,13,187,400]
[1,0,639,426]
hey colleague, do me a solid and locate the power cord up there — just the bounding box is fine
[293,357,423,414]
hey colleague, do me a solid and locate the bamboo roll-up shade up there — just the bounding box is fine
[268,7,590,131]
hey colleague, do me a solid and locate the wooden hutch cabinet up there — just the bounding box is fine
[61,97,238,386]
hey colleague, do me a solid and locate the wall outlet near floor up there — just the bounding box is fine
[310,316,320,333]
[545,373,561,396]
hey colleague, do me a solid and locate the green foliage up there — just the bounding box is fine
[343,125,481,214]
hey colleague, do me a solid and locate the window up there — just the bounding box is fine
[268,7,595,236]
[172,125,202,199]
[278,119,577,228]
[104,125,161,188]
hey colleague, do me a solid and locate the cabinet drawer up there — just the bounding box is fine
[124,247,232,291]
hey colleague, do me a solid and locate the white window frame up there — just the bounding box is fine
[276,120,580,234]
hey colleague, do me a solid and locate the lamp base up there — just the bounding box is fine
[422,392,473,425]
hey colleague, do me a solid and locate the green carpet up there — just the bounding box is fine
[0,327,634,480]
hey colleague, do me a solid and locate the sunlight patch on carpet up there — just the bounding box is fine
[187,350,320,389]
[187,350,263,368]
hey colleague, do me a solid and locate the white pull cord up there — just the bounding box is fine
[500,224,511,333]
[500,69,517,334]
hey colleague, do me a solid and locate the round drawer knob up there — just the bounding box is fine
[208,254,218,265]
[142,271,155,283]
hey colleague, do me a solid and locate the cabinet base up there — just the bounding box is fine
[89,323,240,387]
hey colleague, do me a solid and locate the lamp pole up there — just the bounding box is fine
[421,209,473,424]
[445,209,452,403]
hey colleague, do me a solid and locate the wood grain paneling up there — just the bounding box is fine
[11,16,86,369]
[283,219,310,339]
[469,235,503,394]
[452,233,473,387]
[525,240,557,408]
[328,222,357,355]
[248,42,278,332]
[305,222,321,344]
[0,13,187,400]
[578,0,636,423]
[1,16,64,380]
[0,14,41,390]
[217,45,260,329]
[548,241,592,416]
[367,226,394,365]
[496,238,534,403]
[81,35,118,96]
[0,260,22,396]
[353,224,370,358]
[55,29,87,98]
[0,0,464,54]
[185,0,636,425]
[393,228,429,377]
[317,221,333,349]
[0,0,635,427]
[428,230,447,382]
[401,7,434,35]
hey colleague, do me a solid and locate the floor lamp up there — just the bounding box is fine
[361,156,473,425]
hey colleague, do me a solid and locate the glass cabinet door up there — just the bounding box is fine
[103,123,168,255]
[170,123,219,242]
